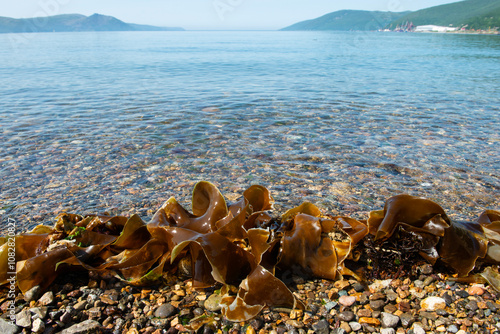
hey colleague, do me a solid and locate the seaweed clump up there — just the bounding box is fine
[360,229,429,280]
[1,183,499,322]
[367,194,500,278]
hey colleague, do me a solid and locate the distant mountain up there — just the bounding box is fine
[0,13,184,34]
[387,0,500,30]
[281,10,411,31]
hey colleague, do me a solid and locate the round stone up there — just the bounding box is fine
[423,276,435,287]
[442,292,453,305]
[32,318,45,334]
[178,257,192,277]
[204,293,222,312]
[386,290,398,302]
[193,308,204,316]
[412,324,426,334]
[154,303,175,318]
[357,308,372,317]
[400,313,415,328]
[419,264,433,275]
[339,322,351,333]
[24,286,41,302]
[0,318,19,334]
[339,295,356,307]
[312,320,330,334]
[38,291,54,306]
[467,285,484,296]
[369,279,392,292]
[349,322,362,331]
[381,329,396,334]
[323,301,336,312]
[370,299,386,310]
[338,311,355,322]
[421,296,446,311]
[15,310,31,328]
[380,312,400,328]
[465,300,478,312]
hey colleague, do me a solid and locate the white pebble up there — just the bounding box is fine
[421,296,446,311]
[349,322,362,331]
[412,324,426,334]
[381,329,396,334]
[369,279,392,292]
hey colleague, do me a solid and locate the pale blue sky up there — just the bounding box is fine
[1,0,461,30]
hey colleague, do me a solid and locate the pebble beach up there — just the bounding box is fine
[2,264,500,334]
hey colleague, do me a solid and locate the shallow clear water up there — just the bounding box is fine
[0,31,499,230]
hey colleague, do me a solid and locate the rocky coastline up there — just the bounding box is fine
[1,264,500,334]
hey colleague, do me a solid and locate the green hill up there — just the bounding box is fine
[0,13,184,33]
[0,14,84,33]
[388,0,500,30]
[281,10,411,31]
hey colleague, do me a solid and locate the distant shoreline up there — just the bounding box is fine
[0,13,184,34]
[1,29,499,35]
[403,30,499,35]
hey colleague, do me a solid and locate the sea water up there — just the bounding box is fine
[0,31,498,230]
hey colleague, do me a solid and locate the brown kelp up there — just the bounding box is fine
[1,183,499,321]
[367,194,500,277]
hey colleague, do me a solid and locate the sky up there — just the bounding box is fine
[1,0,462,30]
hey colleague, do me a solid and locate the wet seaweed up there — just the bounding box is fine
[1,182,499,321]
[360,229,429,280]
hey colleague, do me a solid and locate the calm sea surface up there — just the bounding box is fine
[0,31,499,231]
